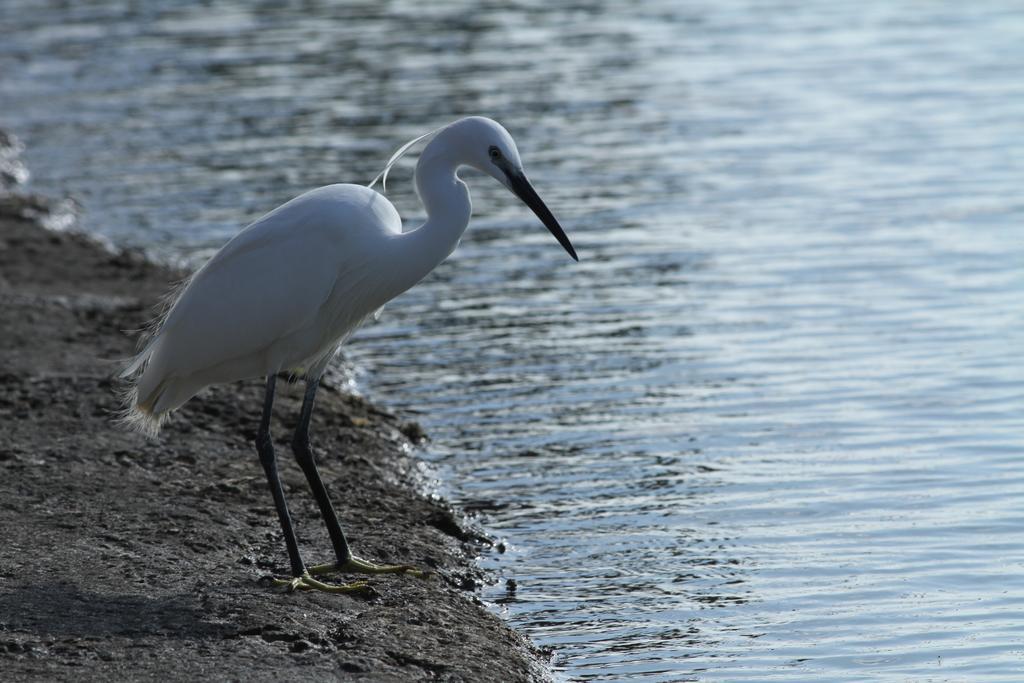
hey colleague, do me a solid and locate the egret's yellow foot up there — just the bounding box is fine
[308,556,429,579]
[272,571,372,594]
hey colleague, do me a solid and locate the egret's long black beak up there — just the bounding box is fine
[505,170,578,261]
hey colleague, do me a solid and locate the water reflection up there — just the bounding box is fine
[3,0,1024,680]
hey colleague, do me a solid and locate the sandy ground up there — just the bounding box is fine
[0,178,549,681]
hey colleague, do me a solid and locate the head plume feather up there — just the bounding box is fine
[368,125,444,192]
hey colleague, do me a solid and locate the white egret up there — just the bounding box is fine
[120,116,577,593]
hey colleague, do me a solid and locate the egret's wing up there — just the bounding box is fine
[149,188,386,378]
[158,238,337,374]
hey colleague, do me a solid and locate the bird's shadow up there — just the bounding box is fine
[0,581,227,640]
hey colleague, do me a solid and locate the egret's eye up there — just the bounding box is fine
[488,146,502,161]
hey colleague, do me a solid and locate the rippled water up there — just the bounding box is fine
[3,1,1024,679]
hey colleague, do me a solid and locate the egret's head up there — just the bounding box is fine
[444,116,578,261]
[447,116,523,180]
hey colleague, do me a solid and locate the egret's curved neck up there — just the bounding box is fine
[400,149,472,277]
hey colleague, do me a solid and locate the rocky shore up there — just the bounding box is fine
[0,143,549,681]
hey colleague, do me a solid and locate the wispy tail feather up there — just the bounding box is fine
[117,266,199,436]
[117,338,171,436]
[119,339,157,379]
[115,382,167,438]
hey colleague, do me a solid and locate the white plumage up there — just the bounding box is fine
[121,116,577,434]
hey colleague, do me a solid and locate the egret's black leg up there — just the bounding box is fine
[255,374,306,578]
[291,377,353,564]
[292,377,427,580]
[258,375,369,594]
